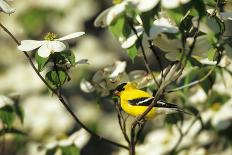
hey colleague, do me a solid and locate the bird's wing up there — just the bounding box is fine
[128,98,191,115]
[128,98,179,108]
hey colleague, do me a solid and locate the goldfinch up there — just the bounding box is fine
[114,82,189,119]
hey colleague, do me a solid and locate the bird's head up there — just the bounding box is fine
[113,82,137,96]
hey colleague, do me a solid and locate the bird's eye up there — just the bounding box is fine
[115,83,127,92]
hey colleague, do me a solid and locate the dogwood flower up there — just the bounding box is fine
[161,0,191,9]
[121,17,178,49]
[18,32,85,58]
[94,0,159,27]
[94,0,192,27]
[0,0,15,14]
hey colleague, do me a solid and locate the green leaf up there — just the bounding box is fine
[185,106,199,116]
[189,57,202,67]
[14,104,24,124]
[140,8,158,35]
[35,52,49,72]
[207,48,217,61]
[18,8,61,37]
[166,9,183,25]
[45,68,68,88]
[127,45,138,62]
[165,113,183,125]
[61,50,76,66]
[192,0,206,19]
[200,69,216,93]
[184,66,216,93]
[0,128,27,136]
[46,148,57,155]
[61,145,80,155]
[109,17,131,39]
[0,106,16,127]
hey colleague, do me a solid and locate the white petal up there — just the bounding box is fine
[162,0,179,9]
[17,40,45,51]
[188,35,211,57]
[94,7,112,27]
[220,12,232,21]
[37,43,52,58]
[48,41,66,52]
[0,0,15,14]
[37,41,66,58]
[57,32,85,41]
[137,0,159,12]
[153,34,182,52]
[149,18,178,38]
[121,26,144,49]
[94,2,126,27]
[80,79,95,93]
[109,61,127,78]
[0,95,14,108]
[106,3,126,25]
[73,129,90,149]
[162,0,190,9]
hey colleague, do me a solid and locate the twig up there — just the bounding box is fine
[148,40,164,78]
[167,66,215,93]
[0,23,129,150]
[135,120,146,144]
[114,100,130,144]
[127,19,159,87]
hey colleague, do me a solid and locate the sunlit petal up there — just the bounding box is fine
[149,18,178,39]
[57,32,85,41]
[47,41,66,53]
[137,0,159,12]
[121,26,143,49]
[17,40,45,51]
[37,43,51,58]
[0,0,15,14]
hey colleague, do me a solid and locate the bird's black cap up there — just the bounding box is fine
[114,83,127,92]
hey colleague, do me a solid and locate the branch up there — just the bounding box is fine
[127,19,159,87]
[0,23,128,150]
[167,66,215,93]
[148,40,164,78]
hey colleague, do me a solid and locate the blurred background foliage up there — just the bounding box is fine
[1,0,232,155]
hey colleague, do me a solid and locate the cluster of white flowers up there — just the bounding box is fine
[94,0,191,28]
[0,0,15,14]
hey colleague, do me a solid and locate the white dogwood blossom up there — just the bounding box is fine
[94,0,159,27]
[0,0,15,14]
[18,32,85,58]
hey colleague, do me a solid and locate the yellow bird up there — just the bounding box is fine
[114,82,188,119]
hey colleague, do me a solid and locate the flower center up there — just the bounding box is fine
[211,102,221,111]
[44,32,57,41]
[113,0,122,4]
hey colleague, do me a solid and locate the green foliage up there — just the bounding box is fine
[45,68,68,88]
[183,66,216,93]
[35,52,49,72]
[0,128,26,136]
[127,44,138,62]
[109,17,131,39]
[45,145,80,155]
[0,105,16,127]
[165,113,184,125]
[60,50,76,66]
[140,8,158,35]
[61,145,80,155]
[46,148,57,155]
[18,8,62,36]
[205,91,230,107]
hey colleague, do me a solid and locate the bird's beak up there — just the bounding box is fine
[114,90,120,96]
